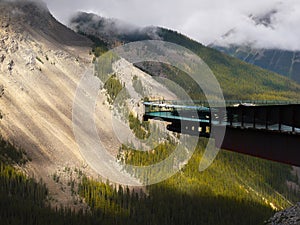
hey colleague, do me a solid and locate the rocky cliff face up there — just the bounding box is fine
[265,203,300,225]
[0,0,94,208]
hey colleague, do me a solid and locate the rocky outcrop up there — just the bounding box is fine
[265,203,300,225]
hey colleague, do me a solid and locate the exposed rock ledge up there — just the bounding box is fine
[265,203,300,225]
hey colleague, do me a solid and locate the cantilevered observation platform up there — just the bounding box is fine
[143,101,300,166]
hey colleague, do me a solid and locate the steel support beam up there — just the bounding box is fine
[213,126,300,166]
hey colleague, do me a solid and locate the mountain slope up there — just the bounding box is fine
[0,0,95,207]
[0,1,187,206]
[213,45,300,84]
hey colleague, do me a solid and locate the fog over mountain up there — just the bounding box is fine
[44,0,300,51]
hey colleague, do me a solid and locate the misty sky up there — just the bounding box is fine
[45,0,300,50]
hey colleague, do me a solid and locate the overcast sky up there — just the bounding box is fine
[44,0,300,50]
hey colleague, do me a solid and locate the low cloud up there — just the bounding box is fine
[213,0,300,50]
[69,12,162,45]
[44,0,300,51]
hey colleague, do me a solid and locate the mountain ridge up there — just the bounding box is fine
[70,12,161,48]
[212,44,300,84]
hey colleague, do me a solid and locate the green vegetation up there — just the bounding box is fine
[0,138,29,165]
[79,175,272,225]
[128,112,150,139]
[79,31,108,58]
[0,137,100,225]
[154,28,300,101]
[80,20,300,100]
[78,138,299,225]
[104,74,127,104]
[90,26,300,101]
[135,61,207,100]
[117,139,299,206]
[2,135,295,225]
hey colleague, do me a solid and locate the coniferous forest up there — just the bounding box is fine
[0,134,299,225]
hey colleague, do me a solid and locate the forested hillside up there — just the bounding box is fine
[156,29,300,100]
[0,137,93,225]
[71,12,300,101]
[1,134,298,225]
[77,140,299,225]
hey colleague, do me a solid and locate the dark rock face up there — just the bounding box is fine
[265,203,300,225]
